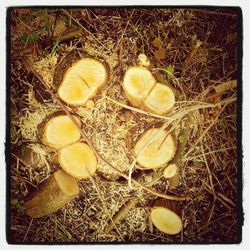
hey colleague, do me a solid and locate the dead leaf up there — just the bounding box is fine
[152,37,163,48]
[53,20,66,37]
[155,47,166,60]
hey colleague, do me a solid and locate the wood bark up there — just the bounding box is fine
[24,169,79,218]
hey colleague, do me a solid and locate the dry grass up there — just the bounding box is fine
[8,7,239,243]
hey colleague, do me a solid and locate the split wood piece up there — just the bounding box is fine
[123,66,175,114]
[143,83,175,115]
[134,127,176,169]
[38,113,81,149]
[58,142,98,179]
[24,169,79,218]
[57,57,108,106]
[150,198,183,235]
[104,196,139,234]
[14,144,41,168]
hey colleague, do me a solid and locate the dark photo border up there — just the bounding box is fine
[5,6,243,244]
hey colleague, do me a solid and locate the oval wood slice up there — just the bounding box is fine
[54,49,109,106]
[133,127,176,169]
[150,198,183,235]
[37,111,82,149]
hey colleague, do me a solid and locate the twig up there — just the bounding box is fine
[61,9,110,52]
[104,196,139,234]
[184,146,236,162]
[104,94,236,124]
[114,9,135,52]
[202,181,235,208]
[184,104,228,159]
[27,62,188,201]
[86,168,124,240]
[185,40,203,63]
[23,219,33,242]
[201,145,216,200]
[103,94,172,121]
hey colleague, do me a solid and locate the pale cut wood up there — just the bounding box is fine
[143,83,175,115]
[58,142,98,179]
[163,163,178,179]
[138,54,150,67]
[134,128,176,169]
[123,66,156,106]
[214,80,237,94]
[27,61,188,203]
[40,114,81,149]
[151,198,182,235]
[123,67,175,114]
[24,169,79,218]
[58,58,108,105]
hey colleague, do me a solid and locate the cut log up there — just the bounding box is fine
[58,142,98,179]
[134,128,176,169]
[164,163,180,191]
[163,163,178,179]
[150,198,182,235]
[143,83,175,115]
[24,169,79,218]
[138,54,150,67]
[123,66,175,114]
[58,57,108,105]
[123,66,156,106]
[39,114,81,149]
[14,144,41,168]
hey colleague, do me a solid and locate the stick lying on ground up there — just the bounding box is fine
[104,196,139,234]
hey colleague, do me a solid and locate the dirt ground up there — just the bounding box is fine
[7,7,241,243]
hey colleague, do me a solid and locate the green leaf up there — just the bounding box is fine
[51,36,61,55]
[179,135,184,143]
[29,33,39,43]
[164,65,174,79]
[16,203,25,212]
[11,199,18,206]
[44,9,50,36]
[192,159,200,164]
[11,199,25,212]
